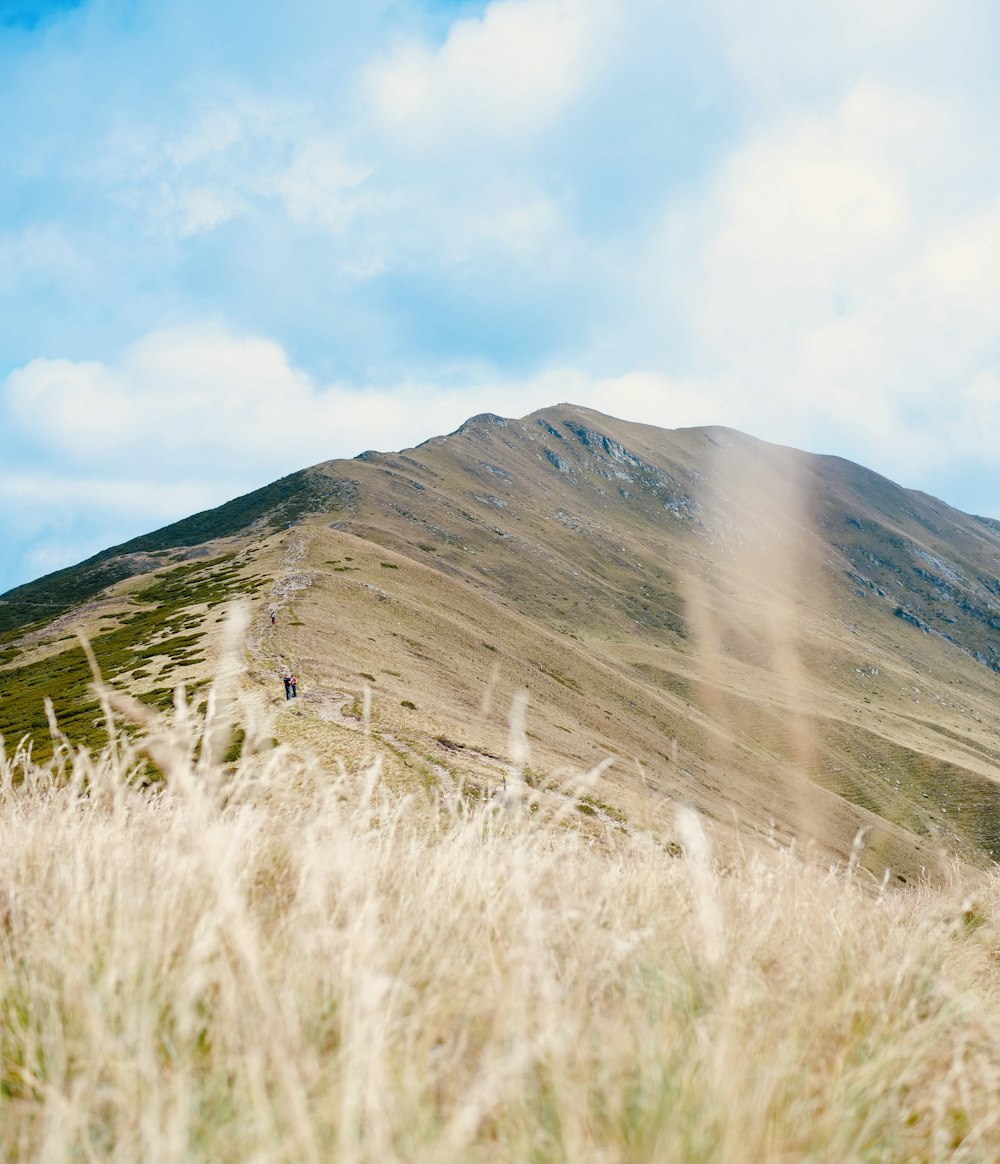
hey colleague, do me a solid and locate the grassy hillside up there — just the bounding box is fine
[0,553,269,761]
[0,466,353,637]
[2,652,1000,1164]
[4,404,1000,879]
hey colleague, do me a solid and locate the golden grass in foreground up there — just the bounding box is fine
[3,668,1000,1161]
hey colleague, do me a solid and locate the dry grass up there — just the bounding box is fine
[3,618,1000,1162]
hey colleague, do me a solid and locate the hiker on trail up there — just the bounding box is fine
[270,610,276,625]
[290,674,298,698]
[283,674,292,700]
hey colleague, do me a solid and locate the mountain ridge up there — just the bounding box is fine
[4,403,1000,880]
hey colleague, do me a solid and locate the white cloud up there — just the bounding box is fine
[701,0,961,100]
[0,226,93,292]
[3,328,323,472]
[366,0,616,147]
[585,371,742,432]
[641,81,1000,488]
[275,136,374,232]
[0,472,220,526]
[901,197,1000,334]
[163,106,250,169]
[664,86,924,349]
[0,328,593,489]
[100,97,373,241]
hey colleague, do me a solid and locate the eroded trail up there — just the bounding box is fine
[246,533,316,676]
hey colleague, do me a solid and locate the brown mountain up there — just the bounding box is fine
[4,404,1000,881]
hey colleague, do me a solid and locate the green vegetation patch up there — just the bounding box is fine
[539,665,582,693]
[576,795,626,822]
[632,662,693,703]
[0,555,263,763]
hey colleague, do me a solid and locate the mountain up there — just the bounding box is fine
[4,403,1000,881]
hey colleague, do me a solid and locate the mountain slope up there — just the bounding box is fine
[0,467,353,637]
[4,404,1000,880]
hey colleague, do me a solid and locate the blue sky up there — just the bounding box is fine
[3,0,1000,592]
